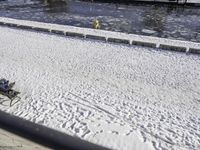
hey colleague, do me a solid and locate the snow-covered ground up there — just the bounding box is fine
[0,26,200,150]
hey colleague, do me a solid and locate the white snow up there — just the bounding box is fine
[0,26,200,150]
[142,29,156,35]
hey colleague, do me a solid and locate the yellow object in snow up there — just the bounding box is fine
[92,19,100,29]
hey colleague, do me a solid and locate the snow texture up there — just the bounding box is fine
[0,26,200,150]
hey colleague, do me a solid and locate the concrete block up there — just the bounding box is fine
[51,29,65,35]
[66,32,85,38]
[33,27,50,33]
[159,44,187,52]
[132,40,156,48]
[189,48,200,54]
[17,25,33,30]
[85,34,106,41]
[0,22,5,25]
[0,22,7,26]
[4,23,18,27]
[107,38,130,44]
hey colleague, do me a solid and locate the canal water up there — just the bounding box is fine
[0,0,200,42]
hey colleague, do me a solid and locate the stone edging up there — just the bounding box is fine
[0,17,199,54]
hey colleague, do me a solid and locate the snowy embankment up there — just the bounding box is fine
[0,26,199,150]
[0,17,200,53]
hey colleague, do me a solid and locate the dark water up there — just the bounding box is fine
[0,0,200,42]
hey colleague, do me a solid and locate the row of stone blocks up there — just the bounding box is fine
[0,21,199,54]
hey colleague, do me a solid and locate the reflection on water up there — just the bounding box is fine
[143,5,169,33]
[0,0,200,42]
[43,0,68,13]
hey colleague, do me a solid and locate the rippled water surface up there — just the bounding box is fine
[0,0,200,42]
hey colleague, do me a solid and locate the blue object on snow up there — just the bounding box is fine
[0,78,9,92]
